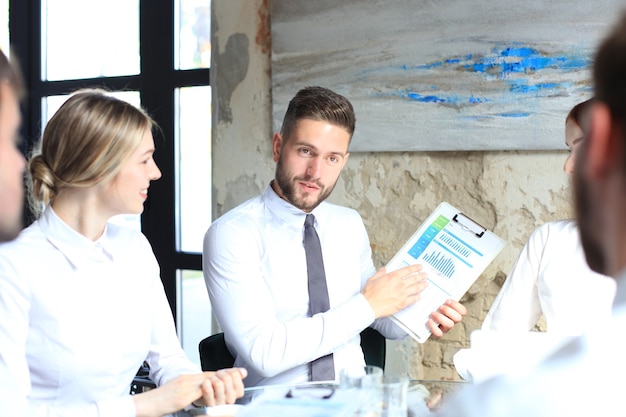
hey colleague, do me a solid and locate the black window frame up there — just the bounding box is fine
[10,0,206,322]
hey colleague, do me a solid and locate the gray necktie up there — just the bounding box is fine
[303,213,335,381]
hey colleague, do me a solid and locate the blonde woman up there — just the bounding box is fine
[0,89,246,417]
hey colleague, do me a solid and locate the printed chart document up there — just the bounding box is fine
[388,202,505,343]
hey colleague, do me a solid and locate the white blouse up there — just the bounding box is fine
[0,207,199,417]
[453,219,616,381]
[482,219,615,334]
[440,272,626,417]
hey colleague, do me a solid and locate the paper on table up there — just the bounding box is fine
[387,202,505,343]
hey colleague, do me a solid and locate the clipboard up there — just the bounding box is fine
[387,202,506,343]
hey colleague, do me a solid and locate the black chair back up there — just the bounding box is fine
[199,332,235,371]
[360,327,386,370]
[198,327,386,372]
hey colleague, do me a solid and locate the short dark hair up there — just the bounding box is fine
[594,12,626,128]
[594,12,626,174]
[280,86,356,143]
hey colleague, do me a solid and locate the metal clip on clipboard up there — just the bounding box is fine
[453,212,486,238]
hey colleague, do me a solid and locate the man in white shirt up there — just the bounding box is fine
[0,49,25,242]
[437,12,626,417]
[0,49,27,415]
[203,86,467,387]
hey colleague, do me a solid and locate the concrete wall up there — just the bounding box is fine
[212,0,572,381]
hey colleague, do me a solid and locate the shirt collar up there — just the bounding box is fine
[613,269,626,308]
[39,206,115,269]
[262,182,329,230]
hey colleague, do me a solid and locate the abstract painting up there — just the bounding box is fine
[271,0,625,151]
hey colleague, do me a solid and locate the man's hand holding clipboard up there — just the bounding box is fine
[386,202,506,342]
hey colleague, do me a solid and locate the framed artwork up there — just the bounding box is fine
[271,0,624,151]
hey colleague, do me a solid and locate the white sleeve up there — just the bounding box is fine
[145,261,200,385]
[0,248,31,414]
[26,398,136,417]
[481,225,546,331]
[358,225,408,340]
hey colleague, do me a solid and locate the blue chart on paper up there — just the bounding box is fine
[404,213,484,280]
[423,251,456,278]
[408,225,440,259]
[438,233,472,258]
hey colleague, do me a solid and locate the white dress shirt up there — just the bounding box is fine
[438,271,626,417]
[203,184,406,387]
[0,207,199,417]
[481,219,615,333]
[453,219,616,381]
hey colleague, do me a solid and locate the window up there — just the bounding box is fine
[42,0,140,81]
[0,1,8,53]
[10,0,213,365]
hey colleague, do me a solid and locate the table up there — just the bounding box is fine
[176,379,467,416]
[408,380,466,411]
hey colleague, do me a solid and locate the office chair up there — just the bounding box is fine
[198,327,386,372]
[359,326,386,370]
[130,362,156,394]
[199,332,235,371]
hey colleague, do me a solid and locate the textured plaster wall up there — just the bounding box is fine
[212,0,573,381]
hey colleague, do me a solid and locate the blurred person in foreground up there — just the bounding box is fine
[0,49,25,242]
[0,48,27,416]
[438,11,626,417]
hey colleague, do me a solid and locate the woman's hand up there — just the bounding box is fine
[133,367,247,417]
[195,368,248,407]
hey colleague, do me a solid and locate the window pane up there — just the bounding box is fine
[42,0,140,81]
[177,269,213,366]
[43,91,141,125]
[0,0,8,53]
[176,86,211,252]
[42,91,142,230]
[176,0,211,70]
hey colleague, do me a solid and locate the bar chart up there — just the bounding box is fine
[422,250,456,278]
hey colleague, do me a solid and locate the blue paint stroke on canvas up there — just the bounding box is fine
[458,46,588,75]
[383,89,490,106]
[364,44,590,119]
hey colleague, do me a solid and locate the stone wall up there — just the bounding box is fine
[212,0,572,381]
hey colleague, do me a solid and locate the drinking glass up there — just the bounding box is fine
[339,365,384,389]
[362,374,409,417]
